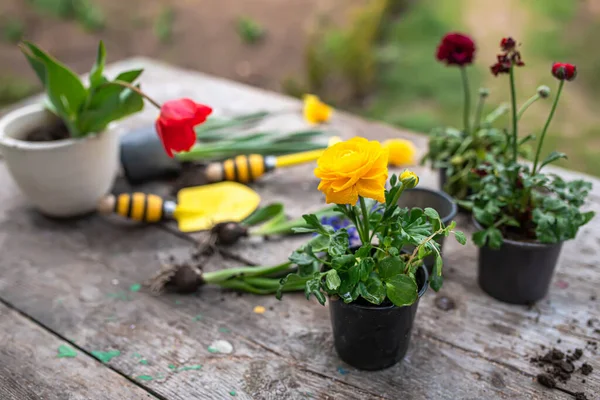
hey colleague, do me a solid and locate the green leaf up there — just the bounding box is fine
[276,273,305,300]
[355,244,372,258]
[358,276,386,305]
[539,151,567,171]
[424,207,440,221]
[488,228,503,249]
[325,270,341,290]
[472,230,489,248]
[357,258,374,281]
[23,41,87,120]
[20,47,47,86]
[289,251,314,267]
[454,231,467,245]
[242,203,284,226]
[57,344,77,358]
[328,230,349,257]
[385,275,418,307]
[305,275,326,305]
[89,40,106,89]
[331,254,356,271]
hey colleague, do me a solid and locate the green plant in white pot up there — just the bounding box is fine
[0,41,145,217]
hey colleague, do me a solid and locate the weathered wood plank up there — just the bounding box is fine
[0,195,577,399]
[0,301,157,400]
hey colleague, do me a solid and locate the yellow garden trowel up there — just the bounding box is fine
[97,182,261,232]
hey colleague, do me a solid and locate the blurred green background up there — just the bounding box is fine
[1,0,599,175]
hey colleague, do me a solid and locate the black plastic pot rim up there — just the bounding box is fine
[404,187,458,225]
[331,264,429,311]
[471,215,564,249]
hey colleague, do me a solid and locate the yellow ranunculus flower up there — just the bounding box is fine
[400,169,419,188]
[383,138,417,166]
[314,137,388,204]
[303,94,332,125]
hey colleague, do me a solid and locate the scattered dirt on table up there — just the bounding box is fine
[530,346,594,399]
[434,296,455,311]
[24,118,70,142]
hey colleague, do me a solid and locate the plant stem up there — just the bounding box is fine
[473,92,487,131]
[532,80,565,174]
[359,197,371,244]
[218,279,305,294]
[509,65,518,163]
[107,80,162,109]
[203,262,292,284]
[249,206,338,236]
[405,228,444,273]
[517,93,541,120]
[460,67,472,136]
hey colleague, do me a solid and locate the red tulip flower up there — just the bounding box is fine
[156,98,213,157]
[436,33,476,66]
[552,63,577,81]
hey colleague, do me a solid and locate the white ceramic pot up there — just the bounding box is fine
[0,104,119,217]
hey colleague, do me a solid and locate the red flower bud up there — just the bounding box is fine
[155,99,213,157]
[500,37,516,51]
[436,33,476,66]
[551,62,577,81]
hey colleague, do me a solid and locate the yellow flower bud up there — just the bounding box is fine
[303,94,333,125]
[383,139,417,166]
[400,169,419,189]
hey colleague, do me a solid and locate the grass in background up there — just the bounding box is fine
[27,0,104,31]
[0,76,38,107]
[236,16,265,45]
[154,6,175,43]
[1,20,25,44]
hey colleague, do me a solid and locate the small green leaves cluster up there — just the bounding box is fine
[277,174,466,308]
[20,40,144,138]
[464,158,594,249]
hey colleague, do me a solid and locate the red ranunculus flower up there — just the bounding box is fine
[436,33,476,66]
[156,98,213,157]
[552,62,577,81]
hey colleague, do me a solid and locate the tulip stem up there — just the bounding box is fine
[532,79,564,174]
[106,80,162,110]
[460,67,472,136]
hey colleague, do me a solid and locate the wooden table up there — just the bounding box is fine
[1,58,599,400]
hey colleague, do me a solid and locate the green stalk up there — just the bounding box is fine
[509,65,518,163]
[473,92,487,131]
[532,80,565,175]
[517,93,541,120]
[203,262,292,284]
[460,67,472,136]
[218,279,306,294]
[175,141,326,161]
[249,205,338,236]
[359,197,371,244]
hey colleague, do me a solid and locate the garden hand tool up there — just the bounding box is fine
[96,182,261,232]
[204,136,342,183]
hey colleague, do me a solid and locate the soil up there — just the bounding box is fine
[24,118,70,142]
[0,0,366,95]
[530,346,594,399]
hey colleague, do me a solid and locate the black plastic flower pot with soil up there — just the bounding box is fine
[119,124,183,184]
[473,217,564,305]
[328,264,428,371]
[397,187,458,273]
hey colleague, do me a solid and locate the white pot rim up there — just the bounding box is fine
[0,103,106,150]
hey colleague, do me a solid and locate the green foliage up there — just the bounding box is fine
[28,0,104,31]
[277,173,466,307]
[2,20,25,44]
[0,76,38,107]
[465,158,594,249]
[20,40,144,138]
[155,6,175,43]
[236,16,265,44]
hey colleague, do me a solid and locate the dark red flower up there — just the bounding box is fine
[500,37,516,51]
[436,33,476,66]
[551,62,577,81]
[490,54,511,76]
[155,98,213,157]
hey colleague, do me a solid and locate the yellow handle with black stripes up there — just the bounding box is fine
[97,193,169,223]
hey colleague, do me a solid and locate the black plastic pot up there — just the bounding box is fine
[439,168,472,213]
[473,218,564,305]
[120,125,183,184]
[397,188,457,272]
[329,265,428,371]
